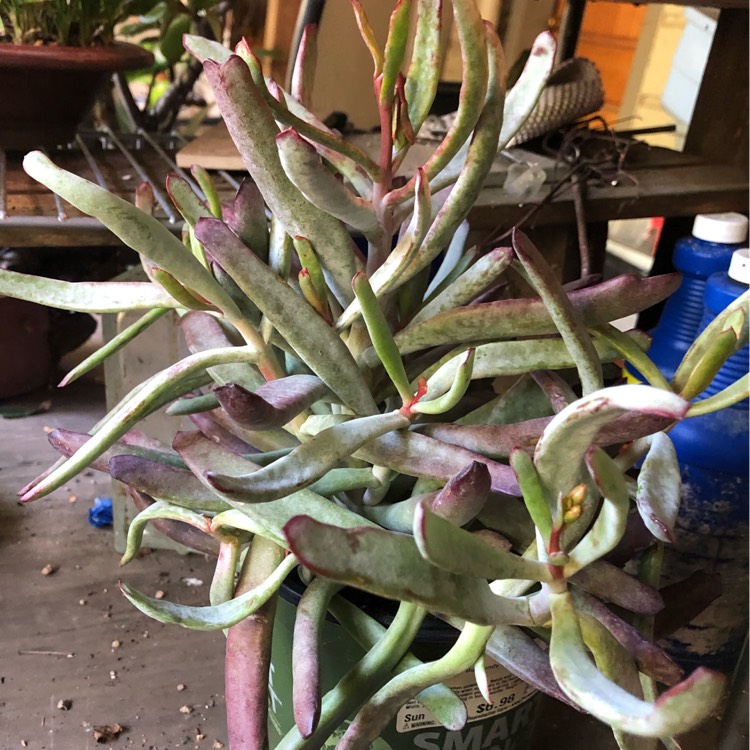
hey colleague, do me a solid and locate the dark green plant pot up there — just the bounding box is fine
[268,584,540,749]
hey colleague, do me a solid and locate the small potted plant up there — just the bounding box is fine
[0,0,153,149]
[2,1,747,747]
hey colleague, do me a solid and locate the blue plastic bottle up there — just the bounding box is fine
[646,212,748,383]
[661,248,749,673]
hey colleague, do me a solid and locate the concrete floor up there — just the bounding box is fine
[0,380,725,750]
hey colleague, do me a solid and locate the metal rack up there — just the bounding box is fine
[0,128,241,247]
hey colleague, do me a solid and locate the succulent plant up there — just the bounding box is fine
[3,1,748,748]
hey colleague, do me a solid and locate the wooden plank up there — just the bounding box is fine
[175,121,244,171]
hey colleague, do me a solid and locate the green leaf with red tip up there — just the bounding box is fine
[284,516,536,627]
[635,433,681,544]
[548,590,726,737]
[380,0,411,107]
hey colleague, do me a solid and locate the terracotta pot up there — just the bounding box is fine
[0,42,153,151]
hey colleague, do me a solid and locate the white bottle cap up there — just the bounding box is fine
[728,248,750,285]
[692,212,748,243]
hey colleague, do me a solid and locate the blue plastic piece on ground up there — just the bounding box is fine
[88,496,113,528]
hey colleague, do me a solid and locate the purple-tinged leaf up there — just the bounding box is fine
[201,55,360,305]
[570,590,682,687]
[208,407,299,453]
[549,590,726,737]
[225,537,285,750]
[284,517,537,627]
[290,23,317,109]
[531,370,578,414]
[215,375,328,431]
[293,578,342,737]
[486,624,578,708]
[109,454,229,512]
[126,488,219,557]
[571,560,663,615]
[188,411,257,455]
[603,512,655,568]
[420,417,552,459]
[223,179,269,263]
[179,310,264,391]
[635,433,681,544]
[356,430,521,496]
[430,460,491,526]
[391,274,681,356]
[195,218,375,415]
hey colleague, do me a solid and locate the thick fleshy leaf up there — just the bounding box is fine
[412,349,475,415]
[195,218,375,415]
[223,179,269,262]
[179,310,264,391]
[120,500,213,565]
[510,448,553,541]
[0,270,177,312]
[59,308,170,387]
[672,290,749,398]
[421,417,552,459]
[166,174,212,227]
[290,23,317,108]
[174,431,377,544]
[109,455,230,511]
[391,274,681,356]
[635,433,681,543]
[225,536,283,750]
[564,449,630,575]
[571,561,663,616]
[201,55,360,305]
[486,624,576,707]
[328,596,466,730]
[293,578,342,738]
[22,152,240,317]
[188,411,257,455]
[20,347,260,502]
[497,31,555,148]
[215,375,327,431]
[285,516,538,627]
[534,385,688,510]
[277,129,379,236]
[120,553,298,630]
[531,370,577,414]
[379,0,411,106]
[207,411,410,502]
[548,590,726,737]
[513,229,602,395]
[414,500,552,582]
[125,488,219,557]
[410,247,513,327]
[385,22,504,286]
[356,430,521,496]
[571,590,682,686]
[404,0,442,135]
[334,623,493,749]
[417,336,624,398]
